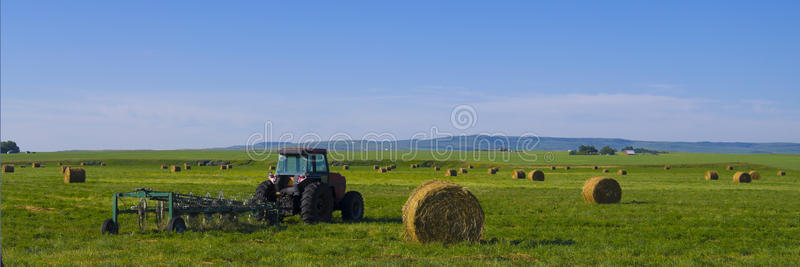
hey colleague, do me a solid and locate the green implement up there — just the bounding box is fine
[101,188,278,234]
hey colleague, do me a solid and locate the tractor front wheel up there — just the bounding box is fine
[101,219,118,235]
[300,182,334,224]
[340,191,364,221]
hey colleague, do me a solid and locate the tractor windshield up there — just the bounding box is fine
[276,154,308,175]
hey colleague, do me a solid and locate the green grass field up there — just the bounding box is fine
[2,150,799,265]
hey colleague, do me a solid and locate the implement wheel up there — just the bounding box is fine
[101,219,118,235]
[166,217,187,233]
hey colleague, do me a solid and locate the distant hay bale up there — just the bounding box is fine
[184,163,191,170]
[391,164,397,169]
[268,165,275,170]
[593,166,598,170]
[161,164,168,169]
[582,177,621,204]
[385,166,392,171]
[171,165,181,172]
[19,165,25,168]
[433,166,440,171]
[459,168,468,174]
[342,165,349,170]
[602,169,609,173]
[527,170,544,181]
[778,171,786,176]
[64,167,86,183]
[32,162,41,168]
[100,162,107,166]
[198,162,205,166]
[726,166,734,171]
[226,164,233,169]
[402,180,484,243]
[468,165,473,169]
[732,172,751,183]
[487,168,497,174]
[511,170,525,179]
[748,171,760,180]
[379,168,387,173]
[373,165,379,170]
[705,171,719,180]
[492,167,499,172]
[220,165,228,170]
[445,169,457,176]
[564,166,571,170]
[664,165,671,170]
[2,165,14,173]
[411,164,417,169]
[81,162,86,166]
[550,166,556,170]
[60,166,68,174]
[617,170,627,175]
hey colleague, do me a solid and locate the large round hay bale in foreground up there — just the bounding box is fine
[445,169,457,176]
[64,167,86,183]
[748,171,760,180]
[778,171,786,176]
[402,180,484,243]
[617,170,627,175]
[2,165,14,173]
[528,170,544,181]
[733,172,751,183]
[511,170,525,179]
[705,171,719,180]
[582,177,621,204]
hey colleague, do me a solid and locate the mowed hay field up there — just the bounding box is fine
[2,151,800,265]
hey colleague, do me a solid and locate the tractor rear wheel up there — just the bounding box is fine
[101,219,118,235]
[300,182,334,224]
[340,191,364,221]
[166,217,187,233]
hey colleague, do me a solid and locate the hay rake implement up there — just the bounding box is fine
[101,188,278,234]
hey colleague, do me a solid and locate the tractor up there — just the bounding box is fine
[250,147,364,224]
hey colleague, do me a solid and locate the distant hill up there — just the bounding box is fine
[224,135,800,154]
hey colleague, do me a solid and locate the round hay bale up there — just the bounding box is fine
[487,168,497,174]
[664,165,671,170]
[60,165,68,174]
[402,180,484,243]
[171,165,181,172]
[550,166,556,170]
[411,164,417,169]
[226,164,233,169]
[183,163,191,170]
[705,171,719,180]
[100,162,107,166]
[527,170,544,181]
[161,164,168,169]
[2,165,14,173]
[373,165,379,170]
[468,165,474,169]
[268,165,275,170]
[778,171,786,176]
[582,177,621,204]
[433,166,440,171]
[617,170,627,175]
[511,170,525,179]
[733,172,751,183]
[32,162,41,168]
[748,171,760,180]
[592,166,598,170]
[564,166,571,170]
[602,169,609,173]
[64,167,86,183]
[379,168,387,173]
[445,169,457,176]
[81,162,86,166]
[459,168,468,174]
[342,165,349,170]
[726,166,734,171]
[220,165,228,170]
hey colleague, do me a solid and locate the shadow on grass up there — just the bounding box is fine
[481,238,576,247]
[622,200,649,205]
[342,217,402,224]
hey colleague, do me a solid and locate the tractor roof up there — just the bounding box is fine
[278,147,327,155]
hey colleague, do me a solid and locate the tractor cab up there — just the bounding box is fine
[273,147,330,189]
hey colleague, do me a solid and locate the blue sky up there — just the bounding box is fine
[2,1,799,151]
